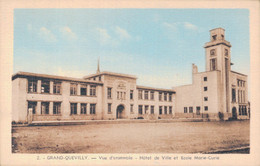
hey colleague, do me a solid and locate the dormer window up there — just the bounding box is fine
[210,49,216,56]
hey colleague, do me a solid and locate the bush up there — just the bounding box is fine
[218,112,224,120]
[137,117,144,119]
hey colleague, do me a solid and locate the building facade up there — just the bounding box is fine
[12,28,249,123]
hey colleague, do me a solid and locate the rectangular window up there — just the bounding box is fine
[90,104,96,114]
[108,103,112,114]
[164,106,167,114]
[70,103,77,115]
[144,91,149,100]
[204,97,208,101]
[138,105,143,114]
[204,77,207,81]
[81,103,87,114]
[150,91,154,100]
[107,88,112,99]
[189,107,193,113]
[138,90,143,100]
[28,101,37,114]
[169,106,172,114]
[159,92,162,101]
[130,90,134,100]
[204,106,208,111]
[53,82,61,94]
[159,106,162,115]
[28,78,37,93]
[239,106,242,115]
[41,80,50,93]
[70,83,77,95]
[232,88,236,102]
[184,107,187,113]
[210,58,217,71]
[90,85,96,96]
[196,107,200,115]
[41,102,49,114]
[164,93,167,101]
[151,106,154,114]
[53,102,61,115]
[80,84,87,96]
[145,105,149,114]
[130,104,134,114]
[169,93,172,102]
[99,76,101,81]
[204,87,208,91]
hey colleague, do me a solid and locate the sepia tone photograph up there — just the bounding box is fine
[10,8,251,155]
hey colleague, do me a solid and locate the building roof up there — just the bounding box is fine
[136,85,176,93]
[83,71,138,79]
[231,70,248,77]
[12,71,103,85]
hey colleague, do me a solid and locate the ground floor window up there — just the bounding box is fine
[145,105,149,114]
[81,103,87,114]
[159,106,162,115]
[90,104,96,114]
[204,106,208,111]
[28,101,37,114]
[169,106,172,114]
[108,103,112,114]
[53,102,61,114]
[138,105,143,114]
[184,107,187,113]
[41,102,49,114]
[239,105,247,116]
[130,104,134,114]
[189,107,193,113]
[151,106,154,114]
[196,107,200,115]
[164,106,167,114]
[70,103,77,115]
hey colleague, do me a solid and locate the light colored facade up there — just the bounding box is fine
[12,28,249,123]
[174,28,249,120]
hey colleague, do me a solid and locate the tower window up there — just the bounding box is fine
[204,77,207,81]
[212,35,217,41]
[204,97,208,101]
[210,58,217,71]
[204,87,208,91]
[210,49,216,56]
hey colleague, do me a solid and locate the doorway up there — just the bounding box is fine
[116,105,125,119]
[232,107,237,120]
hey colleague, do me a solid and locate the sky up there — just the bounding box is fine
[14,9,249,89]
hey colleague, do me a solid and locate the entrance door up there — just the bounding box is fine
[232,107,237,120]
[116,105,124,119]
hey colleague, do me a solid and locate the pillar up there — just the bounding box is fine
[37,80,41,93]
[50,81,53,94]
[77,84,81,96]
[77,103,81,115]
[49,102,53,115]
[37,101,41,115]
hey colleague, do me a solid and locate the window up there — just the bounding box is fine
[169,106,172,114]
[70,103,77,115]
[159,92,162,101]
[184,107,187,113]
[225,49,228,56]
[107,88,112,99]
[90,104,96,114]
[151,106,154,114]
[159,106,162,115]
[232,89,236,102]
[130,104,134,114]
[70,83,77,95]
[93,77,96,81]
[164,106,167,114]
[130,90,134,100]
[169,93,172,102]
[204,97,208,101]
[210,58,217,71]
[53,102,61,115]
[41,80,50,93]
[99,76,101,81]
[108,103,112,114]
[204,106,208,111]
[204,87,208,91]
[28,101,37,114]
[196,107,200,115]
[90,85,96,96]
[237,80,240,87]
[41,102,49,114]
[221,35,225,40]
[145,105,149,114]
[210,49,216,56]
[204,77,207,81]
[53,82,61,94]
[164,93,167,101]
[138,90,143,100]
[138,105,143,114]
[150,91,154,100]
[28,78,37,93]
[189,107,193,113]
[81,103,87,114]
[144,91,149,100]
[212,35,217,41]
[80,84,87,96]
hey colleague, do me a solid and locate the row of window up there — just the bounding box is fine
[138,90,173,102]
[232,89,246,103]
[210,48,228,56]
[239,106,247,116]
[70,83,96,96]
[184,106,208,114]
[138,105,173,115]
[70,103,96,115]
[237,79,246,87]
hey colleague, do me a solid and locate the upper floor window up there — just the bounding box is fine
[53,82,61,94]
[81,103,87,114]
[232,88,236,103]
[164,93,167,101]
[28,78,37,93]
[210,58,217,71]
[107,88,112,99]
[80,84,87,96]
[90,85,96,96]
[210,49,216,56]
[159,92,162,101]
[169,93,172,102]
[204,106,208,111]
[204,77,207,82]
[130,90,134,100]
[144,91,149,100]
[99,76,101,81]
[138,90,143,100]
[41,80,50,93]
[150,91,154,100]
[70,83,77,95]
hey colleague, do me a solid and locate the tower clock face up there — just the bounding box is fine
[210,49,216,56]
[225,49,229,56]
